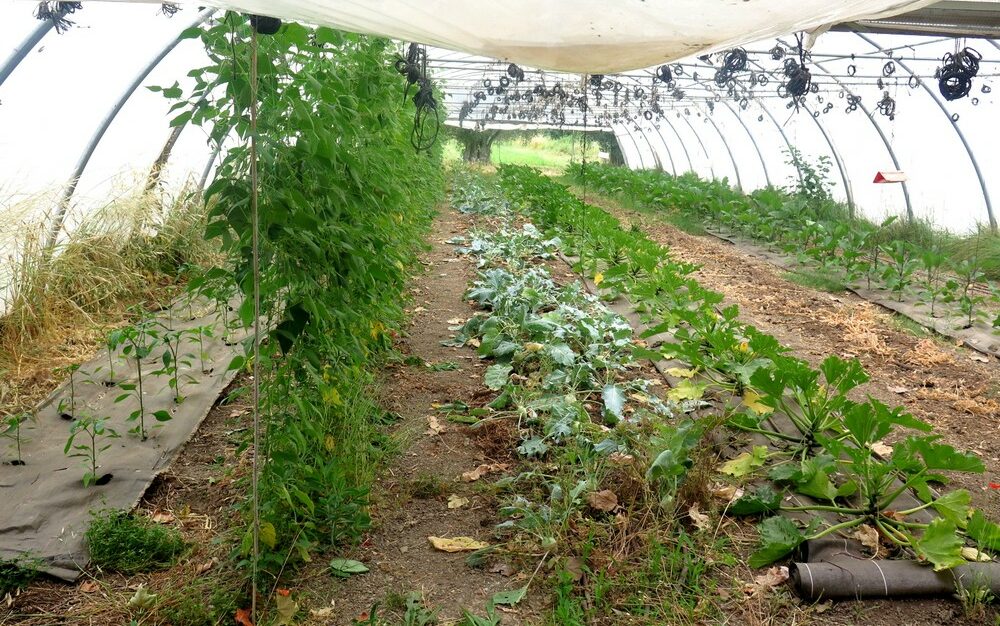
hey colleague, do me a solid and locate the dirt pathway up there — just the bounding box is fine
[308,206,534,625]
[585,196,1000,519]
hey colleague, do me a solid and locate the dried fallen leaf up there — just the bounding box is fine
[426,415,446,436]
[235,608,254,626]
[413,306,427,313]
[587,490,618,512]
[852,524,882,557]
[428,536,490,552]
[871,441,893,457]
[446,317,465,325]
[710,483,743,503]
[447,494,470,509]
[128,586,157,609]
[888,385,910,395]
[489,562,516,577]
[150,510,175,524]
[79,580,99,593]
[962,547,993,562]
[971,354,990,363]
[310,607,334,618]
[564,556,584,582]
[688,503,711,532]
[462,463,508,482]
[275,590,298,626]
[753,565,790,589]
[757,565,790,587]
[608,451,634,464]
[195,559,216,576]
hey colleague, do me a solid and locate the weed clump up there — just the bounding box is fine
[0,557,39,595]
[85,510,186,573]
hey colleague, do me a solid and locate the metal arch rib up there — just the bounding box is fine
[0,20,54,89]
[642,120,678,176]
[719,100,771,187]
[781,47,911,221]
[677,112,716,180]
[699,108,744,191]
[854,32,995,232]
[46,8,218,252]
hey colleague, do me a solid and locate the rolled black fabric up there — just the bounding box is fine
[792,559,1000,600]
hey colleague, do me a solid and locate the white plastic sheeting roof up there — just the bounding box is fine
[97,0,939,72]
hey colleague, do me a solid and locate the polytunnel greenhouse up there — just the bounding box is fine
[3,0,1000,624]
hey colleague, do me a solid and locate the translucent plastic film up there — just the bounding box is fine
[92,0,937,72]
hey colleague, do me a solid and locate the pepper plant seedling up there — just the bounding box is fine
[64,412,119,487]
[3,411,32,465]
[55,363,82,420]
[115,317,162,440]
[154,322,196,404]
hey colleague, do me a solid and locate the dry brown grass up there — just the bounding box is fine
[0,186,218,414]
[816,303,892,360]
[902,338,956,368]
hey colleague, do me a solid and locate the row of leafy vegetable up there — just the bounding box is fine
[570,161,1000,331]
[446,170,712,618]
[490,164,1000,572]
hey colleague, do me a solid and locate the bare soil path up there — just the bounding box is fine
[304,206,536,625]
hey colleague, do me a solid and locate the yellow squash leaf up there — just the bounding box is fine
[322,387,342,407]
[742,390,773,415]
[667,379,707,402]
[428,536,489,552]
[665,367,697,379]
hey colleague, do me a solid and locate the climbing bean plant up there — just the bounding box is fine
[166,16,443,579]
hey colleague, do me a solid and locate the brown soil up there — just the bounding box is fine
[294,206,538,625]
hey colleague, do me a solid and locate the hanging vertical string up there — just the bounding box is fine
[248,25,263,626]
[582,74,589,205]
